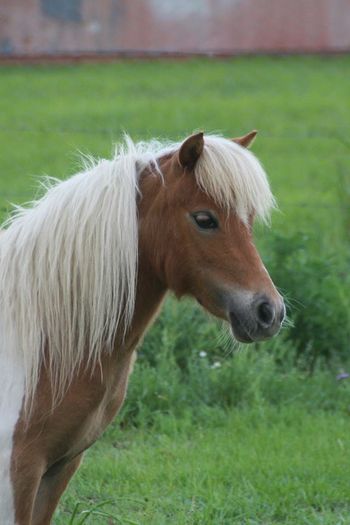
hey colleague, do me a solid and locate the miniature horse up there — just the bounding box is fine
[0,131,285,524]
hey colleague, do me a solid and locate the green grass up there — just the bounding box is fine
[1,57,350,523]
[56,406,350,524]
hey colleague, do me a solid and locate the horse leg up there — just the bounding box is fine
[12,462,45,525]
[31,454,83,525]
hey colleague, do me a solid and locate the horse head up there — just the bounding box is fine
[139,131,285,342]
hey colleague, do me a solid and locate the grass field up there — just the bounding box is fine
[56,407,350,525]
[1,56,350,524]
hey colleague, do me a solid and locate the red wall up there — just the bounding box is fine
[1,0,349,57]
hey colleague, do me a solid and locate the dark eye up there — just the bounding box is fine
[191,211,218,230]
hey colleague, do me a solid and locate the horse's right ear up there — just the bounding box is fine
[232,130,258,148]
[178,132,204,170]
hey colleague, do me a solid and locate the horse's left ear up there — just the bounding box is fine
[232,130,258,148]
[178,132,204,169]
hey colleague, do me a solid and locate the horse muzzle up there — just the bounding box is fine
[228,292,285,343]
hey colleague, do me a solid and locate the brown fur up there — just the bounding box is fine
[10,140,282,524]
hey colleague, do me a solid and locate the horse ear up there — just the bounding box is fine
[232,130,258,148]
[178,132,204,169]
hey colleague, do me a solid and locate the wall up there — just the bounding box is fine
[0,0,349,57]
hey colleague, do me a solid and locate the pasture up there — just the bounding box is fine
[1,56,350,524]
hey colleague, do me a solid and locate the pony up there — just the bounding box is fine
[0,130,285,524]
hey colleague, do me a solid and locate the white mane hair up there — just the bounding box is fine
[0,134,275,410]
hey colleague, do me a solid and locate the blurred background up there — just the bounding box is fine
[1,2,350,524]
[1,0,350,58]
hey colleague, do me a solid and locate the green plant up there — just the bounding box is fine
[263,232,350,369]
[336,160,350,243]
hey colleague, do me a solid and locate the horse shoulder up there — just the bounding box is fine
[13,349,136,471]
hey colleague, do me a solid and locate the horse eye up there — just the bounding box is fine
[192,212,218,230]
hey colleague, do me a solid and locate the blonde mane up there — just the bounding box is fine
[0,134,274,410]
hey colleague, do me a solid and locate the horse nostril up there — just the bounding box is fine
[256,301,275,328]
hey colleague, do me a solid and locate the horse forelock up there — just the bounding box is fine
[193,136,276,224]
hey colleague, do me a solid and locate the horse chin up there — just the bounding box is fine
[230,325,255,343]
[195,297,254,342]
[229,311,255,343]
